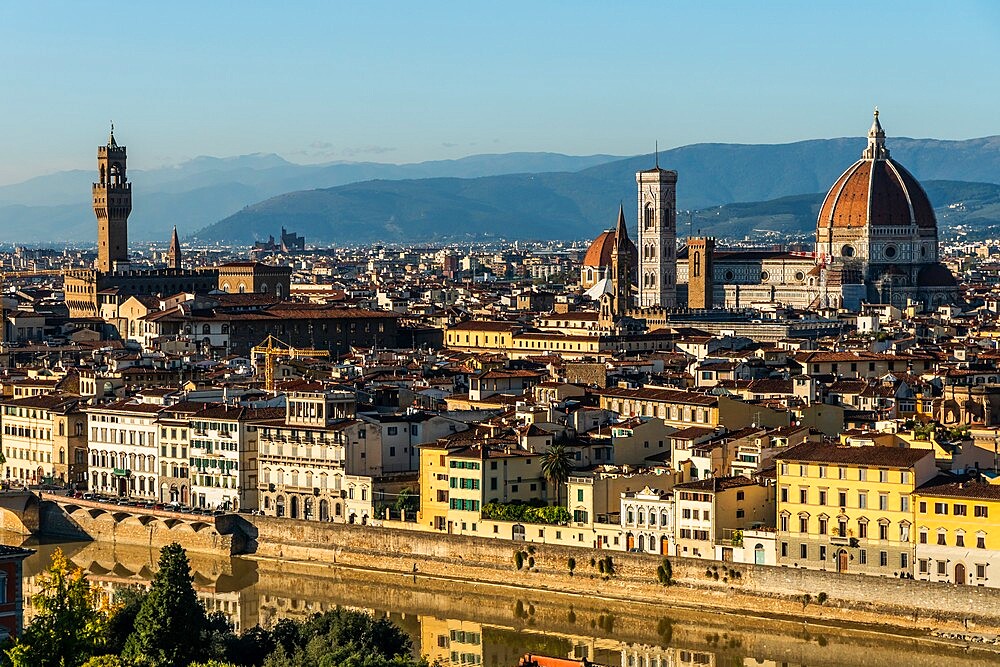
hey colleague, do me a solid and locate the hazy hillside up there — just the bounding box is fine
[657,181,1000,241]
[195,135,1000,244]
[5,135,1000,244]
[0,152,620,242]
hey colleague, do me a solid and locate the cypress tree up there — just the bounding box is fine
[123,543,209,667]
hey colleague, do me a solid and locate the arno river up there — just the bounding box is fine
[10,535,1000,667]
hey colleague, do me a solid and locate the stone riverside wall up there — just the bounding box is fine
[250,560,1000,667]
[237,515,1000,631]
[38,498,1000,634]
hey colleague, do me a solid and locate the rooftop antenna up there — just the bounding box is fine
[655,141,659,168]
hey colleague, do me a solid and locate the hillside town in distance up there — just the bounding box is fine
[7,111,1000,591]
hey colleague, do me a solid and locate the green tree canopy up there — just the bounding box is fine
[79,658,123,667]
[263,608,421,667]
[104,584,148,655]
[6,548,112,667]
[540,443,573,506]
[123,543,211,667]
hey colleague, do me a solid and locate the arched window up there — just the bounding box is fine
[693,252,701,278]
[644,203,654,229]
[202,324,211,335]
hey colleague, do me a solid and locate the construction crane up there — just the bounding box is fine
[251,335,330,392]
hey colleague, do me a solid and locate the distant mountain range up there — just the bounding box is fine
[3,136,1000,244]
[196,136,1000,244]
[673,180,1000,240]
[0,152,619,243]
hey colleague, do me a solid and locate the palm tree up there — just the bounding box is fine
[540,443,573,507]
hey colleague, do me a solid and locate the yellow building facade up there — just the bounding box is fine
[914,477,1000,587]
[776,442,937,577]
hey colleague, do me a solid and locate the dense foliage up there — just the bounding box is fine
[482,500,570,524]
[6,548,113,667]
[4,544,426,667]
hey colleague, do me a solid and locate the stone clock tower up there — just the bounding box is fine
[636,163,678,308]
[93,125,132,272]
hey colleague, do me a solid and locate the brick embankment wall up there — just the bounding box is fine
[39,498,236,555]
[236,515,1000,632]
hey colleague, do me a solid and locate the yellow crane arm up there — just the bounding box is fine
[251,335,330,392]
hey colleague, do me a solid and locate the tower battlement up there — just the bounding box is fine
[93,129,131,272]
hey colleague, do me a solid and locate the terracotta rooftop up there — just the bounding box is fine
[598,386,718,406]
[777,442,932,467]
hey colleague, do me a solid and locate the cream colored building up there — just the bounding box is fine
[597,386,790,431]
[87,401,163,499]
[1,394,87,487]
[256,389,374,523]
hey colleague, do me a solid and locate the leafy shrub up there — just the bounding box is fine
[656,559,673,586]
[514,551,524,570]
[482,501,571,525]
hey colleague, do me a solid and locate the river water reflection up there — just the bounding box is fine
[10,535,999,667]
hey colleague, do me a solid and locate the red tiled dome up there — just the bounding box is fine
[582,229,637,268]
[817,110,936,232]
[817,159,936,231]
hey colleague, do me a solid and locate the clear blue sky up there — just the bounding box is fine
[1,1,998,184]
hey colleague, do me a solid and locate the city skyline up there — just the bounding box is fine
[1,1,999,185]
